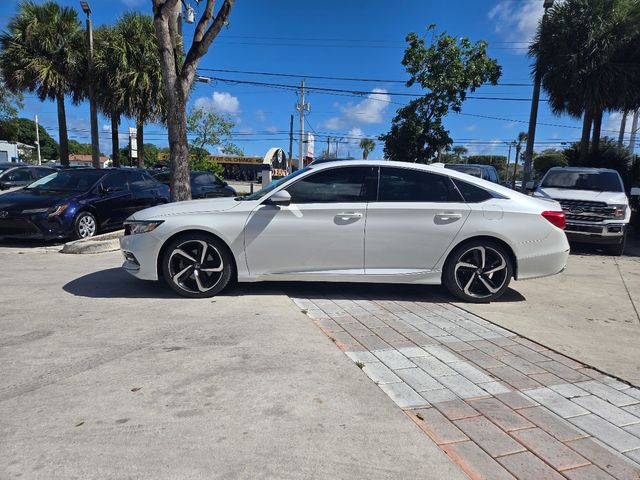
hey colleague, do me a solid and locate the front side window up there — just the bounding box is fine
[286,166,376,204]
[129,172,155,190]
[101,172,129,192]
[378,167,462,202]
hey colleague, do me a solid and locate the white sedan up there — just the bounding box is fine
[120,160,569,302]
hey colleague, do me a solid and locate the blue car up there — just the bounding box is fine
[0,168,169,240]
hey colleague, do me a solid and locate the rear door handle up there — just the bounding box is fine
[335,212,363,221]
[435,213,463,222]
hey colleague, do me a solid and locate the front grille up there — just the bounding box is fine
[557,199,616,223]
[565,223,603,234]
[0,218,40,236]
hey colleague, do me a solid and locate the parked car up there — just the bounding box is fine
[532,167,630,255]
[0,168,169,240]
[0,163,55,190]
[120,160,569,302]
[443,164,501,184]
[153,170,236,198]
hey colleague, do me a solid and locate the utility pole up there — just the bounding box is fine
[288,114,293,173]
[80,1,100,169]
[34,115,41,165]
[618,111,628,149]
[295,80,310,170]
[521,0,555,192]
[505,141,513,184]
[326,137,331,158]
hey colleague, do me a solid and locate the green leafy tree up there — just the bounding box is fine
[68,139,92,155]
[0,1,84,165]
[533,150,568,177]
[452,146,467,161]
[0,117,58,159]
[220,144,244,156]
[0,74,23,120]
[564,137,633,188]
[113,13,165,168]
[530,0,640,160]
[359,138,375,159]
[186,106,237,177]
[381,25,501,163]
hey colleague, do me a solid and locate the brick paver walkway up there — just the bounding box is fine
[289,291,640,480]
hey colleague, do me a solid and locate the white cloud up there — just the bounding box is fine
[603,111,634,142]
[465,124,477,132]
[319,116,345,130]
[255,109,267,122]
[341,89,391,124]
[503,121,518,129]
[265,125,278,134]
[488,0,547,51]
[194,91,240,115]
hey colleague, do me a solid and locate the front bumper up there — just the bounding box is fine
[0,215,71,240]
[565,222,626,245]
[120,231,164,281]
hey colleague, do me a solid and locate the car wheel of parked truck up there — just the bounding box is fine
[444,239,514,303]
[161,232,235,298]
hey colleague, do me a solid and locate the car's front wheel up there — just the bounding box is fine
[443,240,513,303]
[74,211,98,239]
[161,233,234,298]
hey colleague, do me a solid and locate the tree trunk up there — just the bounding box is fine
[136,122,144,168]
[167,89,191,201]
[591,109,603,156]
[618,111,628,149]
[111,112,120,168]
[56,94,69,166]
[363,148,368,160]
[579,110,593,164]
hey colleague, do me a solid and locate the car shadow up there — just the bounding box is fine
[62,268,526,303]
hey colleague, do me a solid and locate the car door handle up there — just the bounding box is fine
[335,212,363,221]
[435,213,463,222]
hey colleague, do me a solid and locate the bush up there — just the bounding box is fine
[534,150,567,176]
[466,155,508,180]
[564,138,634,189]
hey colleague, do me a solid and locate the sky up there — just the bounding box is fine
[0,0,636,161]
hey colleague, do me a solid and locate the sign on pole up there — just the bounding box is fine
[129,127,137,159]
[305,132,314,162]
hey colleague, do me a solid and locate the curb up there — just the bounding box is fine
[60,230,124,254]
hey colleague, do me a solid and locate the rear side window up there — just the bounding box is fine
[378,167,463,202]
[5,168,32,182]
[452,178,494,203]
[129,172,156,190]
[192,173,210,186]
[287,166,376,203]
[34,168,54,179]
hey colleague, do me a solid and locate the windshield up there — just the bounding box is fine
[541,171,623,192]
[445,165,483,178]
[239,167,312,201]
[25,170,106,192]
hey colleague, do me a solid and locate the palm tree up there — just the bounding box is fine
[512,132,527,189]
[452,146,467,161]
[0,1,84,165]
[93,25,127,167]
[530,0,640,161]
[113,13,165,167]
[359,138,375,159]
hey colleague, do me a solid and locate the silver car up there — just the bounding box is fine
[120,160,570,302]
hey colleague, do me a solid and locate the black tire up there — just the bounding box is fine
[607,234,626,256]
[73,211,98,239]
[161,232,234,298]
[443,239,513,303]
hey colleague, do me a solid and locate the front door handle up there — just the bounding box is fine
[335,212,363,221]
[435,213,463,222]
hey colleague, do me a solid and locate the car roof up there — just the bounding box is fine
[546,166,619,173]
[445,163,494,169]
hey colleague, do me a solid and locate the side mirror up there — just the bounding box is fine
[265,189,291,207]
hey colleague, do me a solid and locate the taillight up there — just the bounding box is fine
[541,210,566,230]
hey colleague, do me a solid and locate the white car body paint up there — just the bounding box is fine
[120,160,569,288]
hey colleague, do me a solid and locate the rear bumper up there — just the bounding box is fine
[516,228,570,281]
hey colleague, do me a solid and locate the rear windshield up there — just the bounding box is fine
[541,171,623,192]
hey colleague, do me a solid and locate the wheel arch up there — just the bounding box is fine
[442,235,518,282]
[156,229,238,280]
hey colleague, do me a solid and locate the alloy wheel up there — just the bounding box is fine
[78,215,96,238]
[168,240,225,294]
[453,246,509,299]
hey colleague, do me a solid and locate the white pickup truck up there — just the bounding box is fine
[533,167,630,255]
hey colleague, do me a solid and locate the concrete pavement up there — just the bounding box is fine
[0,249,466,480]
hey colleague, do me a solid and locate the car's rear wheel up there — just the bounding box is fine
[161,233,234,298]
[74,211,97,239]
[444,240,513,303]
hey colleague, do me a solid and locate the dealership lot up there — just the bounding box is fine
[0,244,639,479]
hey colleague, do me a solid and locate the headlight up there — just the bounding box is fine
[21,207,49,214]
[124,220,164,235]
[48,203,70,217]
[610,204,627,219]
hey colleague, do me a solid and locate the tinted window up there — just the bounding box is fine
[452,178,494,203]
[287,167,375,203]
[445,165,483,179]
[541,170,623,192]
[487,168,499,183]
[129,172,155,190]
[378,167,462,202]
[154,172,170,184]
[192,173,210,186]
[33,168,54,179]
[5,168,32,182]
[102,172,129,192]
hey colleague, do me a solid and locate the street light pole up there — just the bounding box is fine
[521,0,554,191]
[80,1,100,169]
